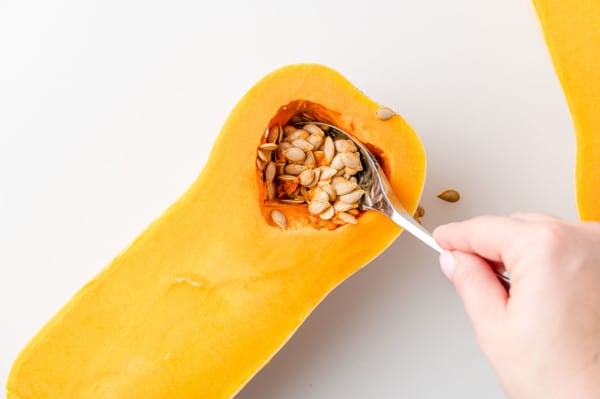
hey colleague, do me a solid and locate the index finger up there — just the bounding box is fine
[433,216,526,266]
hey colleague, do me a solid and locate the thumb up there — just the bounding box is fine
[440,250,507,335]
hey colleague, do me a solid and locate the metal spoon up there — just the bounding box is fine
[298,121,511,287]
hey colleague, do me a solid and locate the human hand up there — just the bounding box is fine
[433,213,600,399]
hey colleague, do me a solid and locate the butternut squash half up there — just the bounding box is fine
[7,64,425,399]
[532,0,600,221]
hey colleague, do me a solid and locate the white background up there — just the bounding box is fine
[0,0,577,398]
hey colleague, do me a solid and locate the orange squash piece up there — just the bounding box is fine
[532,0,600,221]
[7,64,425,399]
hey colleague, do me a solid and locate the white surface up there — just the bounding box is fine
[0,0,577,397]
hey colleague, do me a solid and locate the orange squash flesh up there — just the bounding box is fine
[532,0,600,221]
[7,64,425,399]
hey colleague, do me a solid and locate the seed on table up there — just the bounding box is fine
[375,106,396,121]
[271,210,287,228]
[265,162,276,182]
[334,139,357,153]
[319,206,335,220]
[285,164,307,175]
[259,143,278,151]
[338,212,358,224]
[438,189,461,203]
[308,199,331,215]
[298,169,315,186]
[303,124,325,135]
[340,189,365,204]
[319,166,337,181]
[282,147,306,162]
[323,136,335,164]
[292,138,314,152]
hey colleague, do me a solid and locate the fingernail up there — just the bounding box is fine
[440,251,455,279]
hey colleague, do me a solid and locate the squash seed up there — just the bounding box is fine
[317,182,336,201]
[283,125,297,135]
[304,151,316,168]
[280,199,305,204]
[334,139,357,153]
[312,187,330,203]
[334,200,359,212]
[284,129,309,142]
[266,181,276,200]
[330,153,345,170]
[339,189,365,204]
[307,167,321,188]
[341,152,362,170]
[256,157,267,171]
[298,169,315,186]
[438,189,460,203]
[267,125,281,143]
[271,210,287,228]
[257,149,270,162]
[319,166,337,181]
[303,123,324,135]
[338,212,358,224]
[285,164,307,175]
[282,147,306,162]
[416,205,425,218]
[323,136,335,164]
[376,106,396,120]
[278,174,299,182]
[308,199,331,215]
[307,134,324,149]
[319,206,335,220]
[259,143,278,151]
[292,138,314,152]
[333,180,357,196]
[265,161,276,182]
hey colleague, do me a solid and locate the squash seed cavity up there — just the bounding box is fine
[258,118,366,229]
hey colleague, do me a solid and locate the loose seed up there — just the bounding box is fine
[319,206,335,220]
[285,164,307,175]
[259,143,278,151]
[266,181,276,200]
[438,189,460,203]
[308,199,331,215]
[292,138,314,152]
[282,147,306,162]
[416,205,425,218]
[265,161,276,182]
[271,210,287,228]
[323,136,335,165]
[304,151,316,168]
[334,139,357,153]
[330,153,345,170]
[303,123,324,135]
[376,106,396,121]
[341,152,362,170]
[338,212,358,224]
[339,189,365,204]
[319,166,337,181]
[333,180,358,196]
[298,169,315,186]
[307,167,321,188]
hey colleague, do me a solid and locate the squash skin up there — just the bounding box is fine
[532,0,600,221]
[7,64,425,399]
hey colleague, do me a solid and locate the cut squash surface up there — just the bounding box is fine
[7,64,425,399]
[532,0,600,221]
